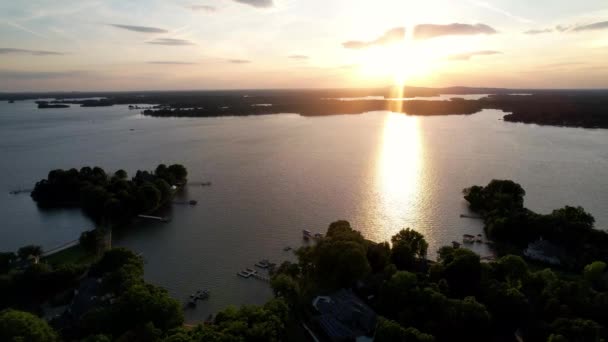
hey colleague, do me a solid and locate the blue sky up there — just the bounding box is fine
[0,0,607,91]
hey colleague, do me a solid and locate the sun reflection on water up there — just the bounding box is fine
[372,112,424,240]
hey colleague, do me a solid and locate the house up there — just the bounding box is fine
[312,289,377,342]
[523,238,561,265]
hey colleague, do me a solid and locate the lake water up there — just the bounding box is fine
[1,100,607,322]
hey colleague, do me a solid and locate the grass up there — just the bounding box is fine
[43,244,97,267]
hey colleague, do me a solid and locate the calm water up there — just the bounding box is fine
[1,100,607,322]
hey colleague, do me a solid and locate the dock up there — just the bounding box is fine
[460,214,483,219]
[137,214,169,222]
[9,188,33,195]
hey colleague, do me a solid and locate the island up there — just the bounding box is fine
[31,163,187,224]
[36,101,70,109]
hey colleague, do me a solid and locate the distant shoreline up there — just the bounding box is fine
[3,87,608,129]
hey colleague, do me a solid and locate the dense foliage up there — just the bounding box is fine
[464,180,607,269]
[271,215,608,342]
[31,164,187,222]
[0,309,59,342]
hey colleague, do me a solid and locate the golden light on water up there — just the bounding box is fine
[374,112,424,238]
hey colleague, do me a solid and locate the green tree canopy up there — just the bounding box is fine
[0,309,58,342]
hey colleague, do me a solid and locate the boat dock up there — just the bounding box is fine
[460,214,483,219]
[137,214,169,222]
[9,188,33,195]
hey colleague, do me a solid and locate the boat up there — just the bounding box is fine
[462,234,475,243]
[188,200,198,205]
[237,271,251,278]
[196,290,210,300]
[237,268,257,278]
[187,299,197,307]
[475,234,483,243]
[255,259,271,269]
[283,246,292,251]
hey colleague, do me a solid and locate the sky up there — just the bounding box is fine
[0,0,607,91]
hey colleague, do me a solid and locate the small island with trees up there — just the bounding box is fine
[31,163,187,223]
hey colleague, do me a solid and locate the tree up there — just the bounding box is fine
[109,283,184,336]
[437,247,481,297]
[583,261,607,291]
[90,248,143,277]
[114,169,128,180]
[367,241,391,273]
[167,164,187,184]
[315,240,370,288]
[0,252,16,274]
[390,229,428,270]
[375,317,435,342]
[0,309,59,342]
[463,179,525,213]
[550,318,601,342]
[17,245,43,261]
[270,274,300,307]
[80,229,103,254]
[136,183,161,213]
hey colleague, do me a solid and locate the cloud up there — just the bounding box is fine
[232,0,273,8]
[0,70,86,80]
[468,1,533,24]
[228,59,251,64]
[146,38,195,46]
[288,55,309,60]
[109,24,168,33]
[413,23,497,40]
[524,28,552,35]
[343,27,405,49]
[448,50,501,61]
[524,22,608,35]
[187,4,216,12]
[0,48,65,56]
[572,21,608,32]
[146,61,197,65]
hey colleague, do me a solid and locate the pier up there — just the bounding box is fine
[137,214,169,222]
[460,214,483,219]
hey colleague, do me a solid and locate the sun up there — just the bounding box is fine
[356,37,437,87]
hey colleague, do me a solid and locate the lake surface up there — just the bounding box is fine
[1,100,607,322]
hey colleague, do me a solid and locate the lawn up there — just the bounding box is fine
[43,244,97,267]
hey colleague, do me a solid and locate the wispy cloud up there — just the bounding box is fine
[5,21,46,38]
[468,0,533,24]
[414,23,497,39]
[228,59,251,64]
[572,21,608,32]
[0,70,86,80]
[448,50,501,61]
[109,24,168,33]
[186,4,217,12]
[525,21,608,35]
[288,55,309,60]
[147,61,197,65]
[233,0,273,8]
[146,38,195,46]
[0,48,65,56]
[343,27,405,49]
[524,28,553,35]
